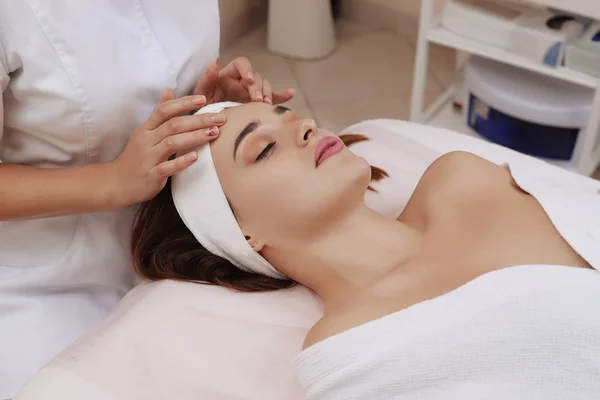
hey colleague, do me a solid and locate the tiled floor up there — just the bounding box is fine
[220,21,449,132]
[221,20,600,179]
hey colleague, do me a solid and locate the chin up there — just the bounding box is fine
[294,153,371,237]
[333,151,372,199]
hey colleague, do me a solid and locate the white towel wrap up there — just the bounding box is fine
[171,101,287,280]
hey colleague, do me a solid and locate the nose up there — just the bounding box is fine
[295,118,318,147]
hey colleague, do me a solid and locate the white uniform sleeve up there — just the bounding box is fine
[0,38,9,163]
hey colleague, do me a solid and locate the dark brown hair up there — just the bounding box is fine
[131,134,388,292]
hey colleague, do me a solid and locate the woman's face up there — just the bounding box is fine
[210,102,371,252]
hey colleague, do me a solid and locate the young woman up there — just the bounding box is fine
[132,102,600,399]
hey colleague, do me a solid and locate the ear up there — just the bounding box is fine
[244,234,265,253]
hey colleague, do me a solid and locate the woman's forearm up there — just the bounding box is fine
[0,162,122,220]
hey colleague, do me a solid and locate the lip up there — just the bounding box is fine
[314,137,343,168]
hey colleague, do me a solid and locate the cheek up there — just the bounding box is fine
[234,154,371,238]
[232,162,318,233]
[238,162,311,212]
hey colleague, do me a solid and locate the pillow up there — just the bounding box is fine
[15,119,599,400]
[16,282,322,400]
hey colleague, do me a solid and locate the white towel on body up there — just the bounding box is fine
[293,158,600,400]
[293,265,600,400]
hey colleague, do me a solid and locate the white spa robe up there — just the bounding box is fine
[293,161,600,400]
[0,1,219,397]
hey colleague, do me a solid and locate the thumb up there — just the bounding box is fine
[193,63,220,98]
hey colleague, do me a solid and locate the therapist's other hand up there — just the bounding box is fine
[193,57,295,105]
[109,89,225,207]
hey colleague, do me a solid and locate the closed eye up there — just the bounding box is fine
[255,142,276,162]
[234,106,292,162]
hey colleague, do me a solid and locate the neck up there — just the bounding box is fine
[276,205,423,311]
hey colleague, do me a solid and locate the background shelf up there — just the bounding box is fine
[411,0,600,176]
[525,0,600,20]
[427,25,599,89]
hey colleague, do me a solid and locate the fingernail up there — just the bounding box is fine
[211,114,227,124]
[247,72,254,81]
[206,127,219,137]
[185,152,198,162]
[193,96,206,105]
[255,91,263,101]
[265,97,273,105]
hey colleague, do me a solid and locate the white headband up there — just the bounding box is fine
[171,101,286,280]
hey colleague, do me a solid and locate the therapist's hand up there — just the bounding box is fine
[193,57,295,105]
[108,89,225,207]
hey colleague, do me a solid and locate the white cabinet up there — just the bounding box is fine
[410,0,600,175]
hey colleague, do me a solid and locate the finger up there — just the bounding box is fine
[222,57,254,84]
[158,88,177,104]
[262,79,273,105]
[152,152,198,179]
[245,72,264,102]
[272,88,296,105]
[193,62,220,98]
[147,95,208,130]
[156,127,219,159]
[152,113,227,144]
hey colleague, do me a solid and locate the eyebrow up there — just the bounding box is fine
[274,105,290,115]
[233,105,291,160]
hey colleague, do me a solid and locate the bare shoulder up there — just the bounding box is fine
[303,303,371,350]
[421,151,514,197]
[426,151,504,180]
[406,151,522,221]
[303,313,351,350]
[303,317,332,350]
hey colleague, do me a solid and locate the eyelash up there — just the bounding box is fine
[255,142,276,162]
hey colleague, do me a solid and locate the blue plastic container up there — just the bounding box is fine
[464,57,593,161]
[467,94,578,160]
